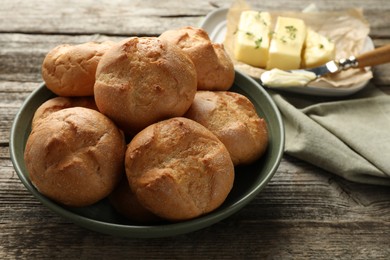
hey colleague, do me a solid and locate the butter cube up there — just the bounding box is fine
[302,28,335,68]
[234,11,272,68]
[266,16,306,70]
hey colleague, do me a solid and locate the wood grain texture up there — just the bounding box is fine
[1,155,390,259]
[1,0,389,36]
[1,0,390,259]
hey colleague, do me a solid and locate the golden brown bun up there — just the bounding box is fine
[24,107,126,207]
[159,26,235,91]
[125,117,234,221]
[185,91,268,165]
[94,37,197,134]
[42,41,115,96]
[109,176,161,223]
[32,96,98,129]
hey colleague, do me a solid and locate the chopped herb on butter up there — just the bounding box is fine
[240,31,263,49]
[266,16,306,70]
[302,28,336,68]
[285,25,297,40]
[233,10,272,68]
[255,11,269,26]
[255,38,263,49]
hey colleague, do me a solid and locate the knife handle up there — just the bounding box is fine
[356,44,390,68]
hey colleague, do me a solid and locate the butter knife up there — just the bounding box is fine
[261,44,390,87]
[303,43,390,77]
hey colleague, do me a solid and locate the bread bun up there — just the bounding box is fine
[32,96,98,129]
[125,117,234,221]
[42,41,115,96]
[159,26,234,91]
[24,107,126,207]
[109,176,161,223]
[185,91,268,165]
[94,37,197,134]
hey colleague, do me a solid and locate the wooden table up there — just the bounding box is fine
[1,0,389,258]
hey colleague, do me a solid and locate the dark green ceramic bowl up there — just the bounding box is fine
[10,71,284,238]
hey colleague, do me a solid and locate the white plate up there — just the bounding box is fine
[199,8,374,97]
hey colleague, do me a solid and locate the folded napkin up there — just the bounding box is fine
[270,85,390,186]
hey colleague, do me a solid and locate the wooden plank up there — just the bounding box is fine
[1,218,389,258]
[0,33,126,83]
[0,0,210,36]
[1,0,389,37]
[1,1,390,259]
[0,82,37,144]
[1,34,390,84]
[1,153,389,259]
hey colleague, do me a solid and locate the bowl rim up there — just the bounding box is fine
[9,70,285,238]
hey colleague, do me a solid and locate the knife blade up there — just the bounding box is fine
[306,43,390,76]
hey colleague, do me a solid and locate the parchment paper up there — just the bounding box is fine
[224,0,373,88]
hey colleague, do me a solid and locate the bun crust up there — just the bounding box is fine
[24,107,126,207]
[42,41,115,96]
[159,26,235,91]
[108,176,161,223]
[125,117,234,221]
[32,96,98,129]
[94,37,197,134]
[185,91,268,165]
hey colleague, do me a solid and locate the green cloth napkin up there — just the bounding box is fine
[269,84,390,186]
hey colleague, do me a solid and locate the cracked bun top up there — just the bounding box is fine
[42,41,115,96]
[31,96,98,129]
[125,117,234,221]
[94,37,197,135]
[185,91,268,165]
[24,107,126,207]
[159,26,235,91]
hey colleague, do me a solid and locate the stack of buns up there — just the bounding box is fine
[24,26,268,223]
